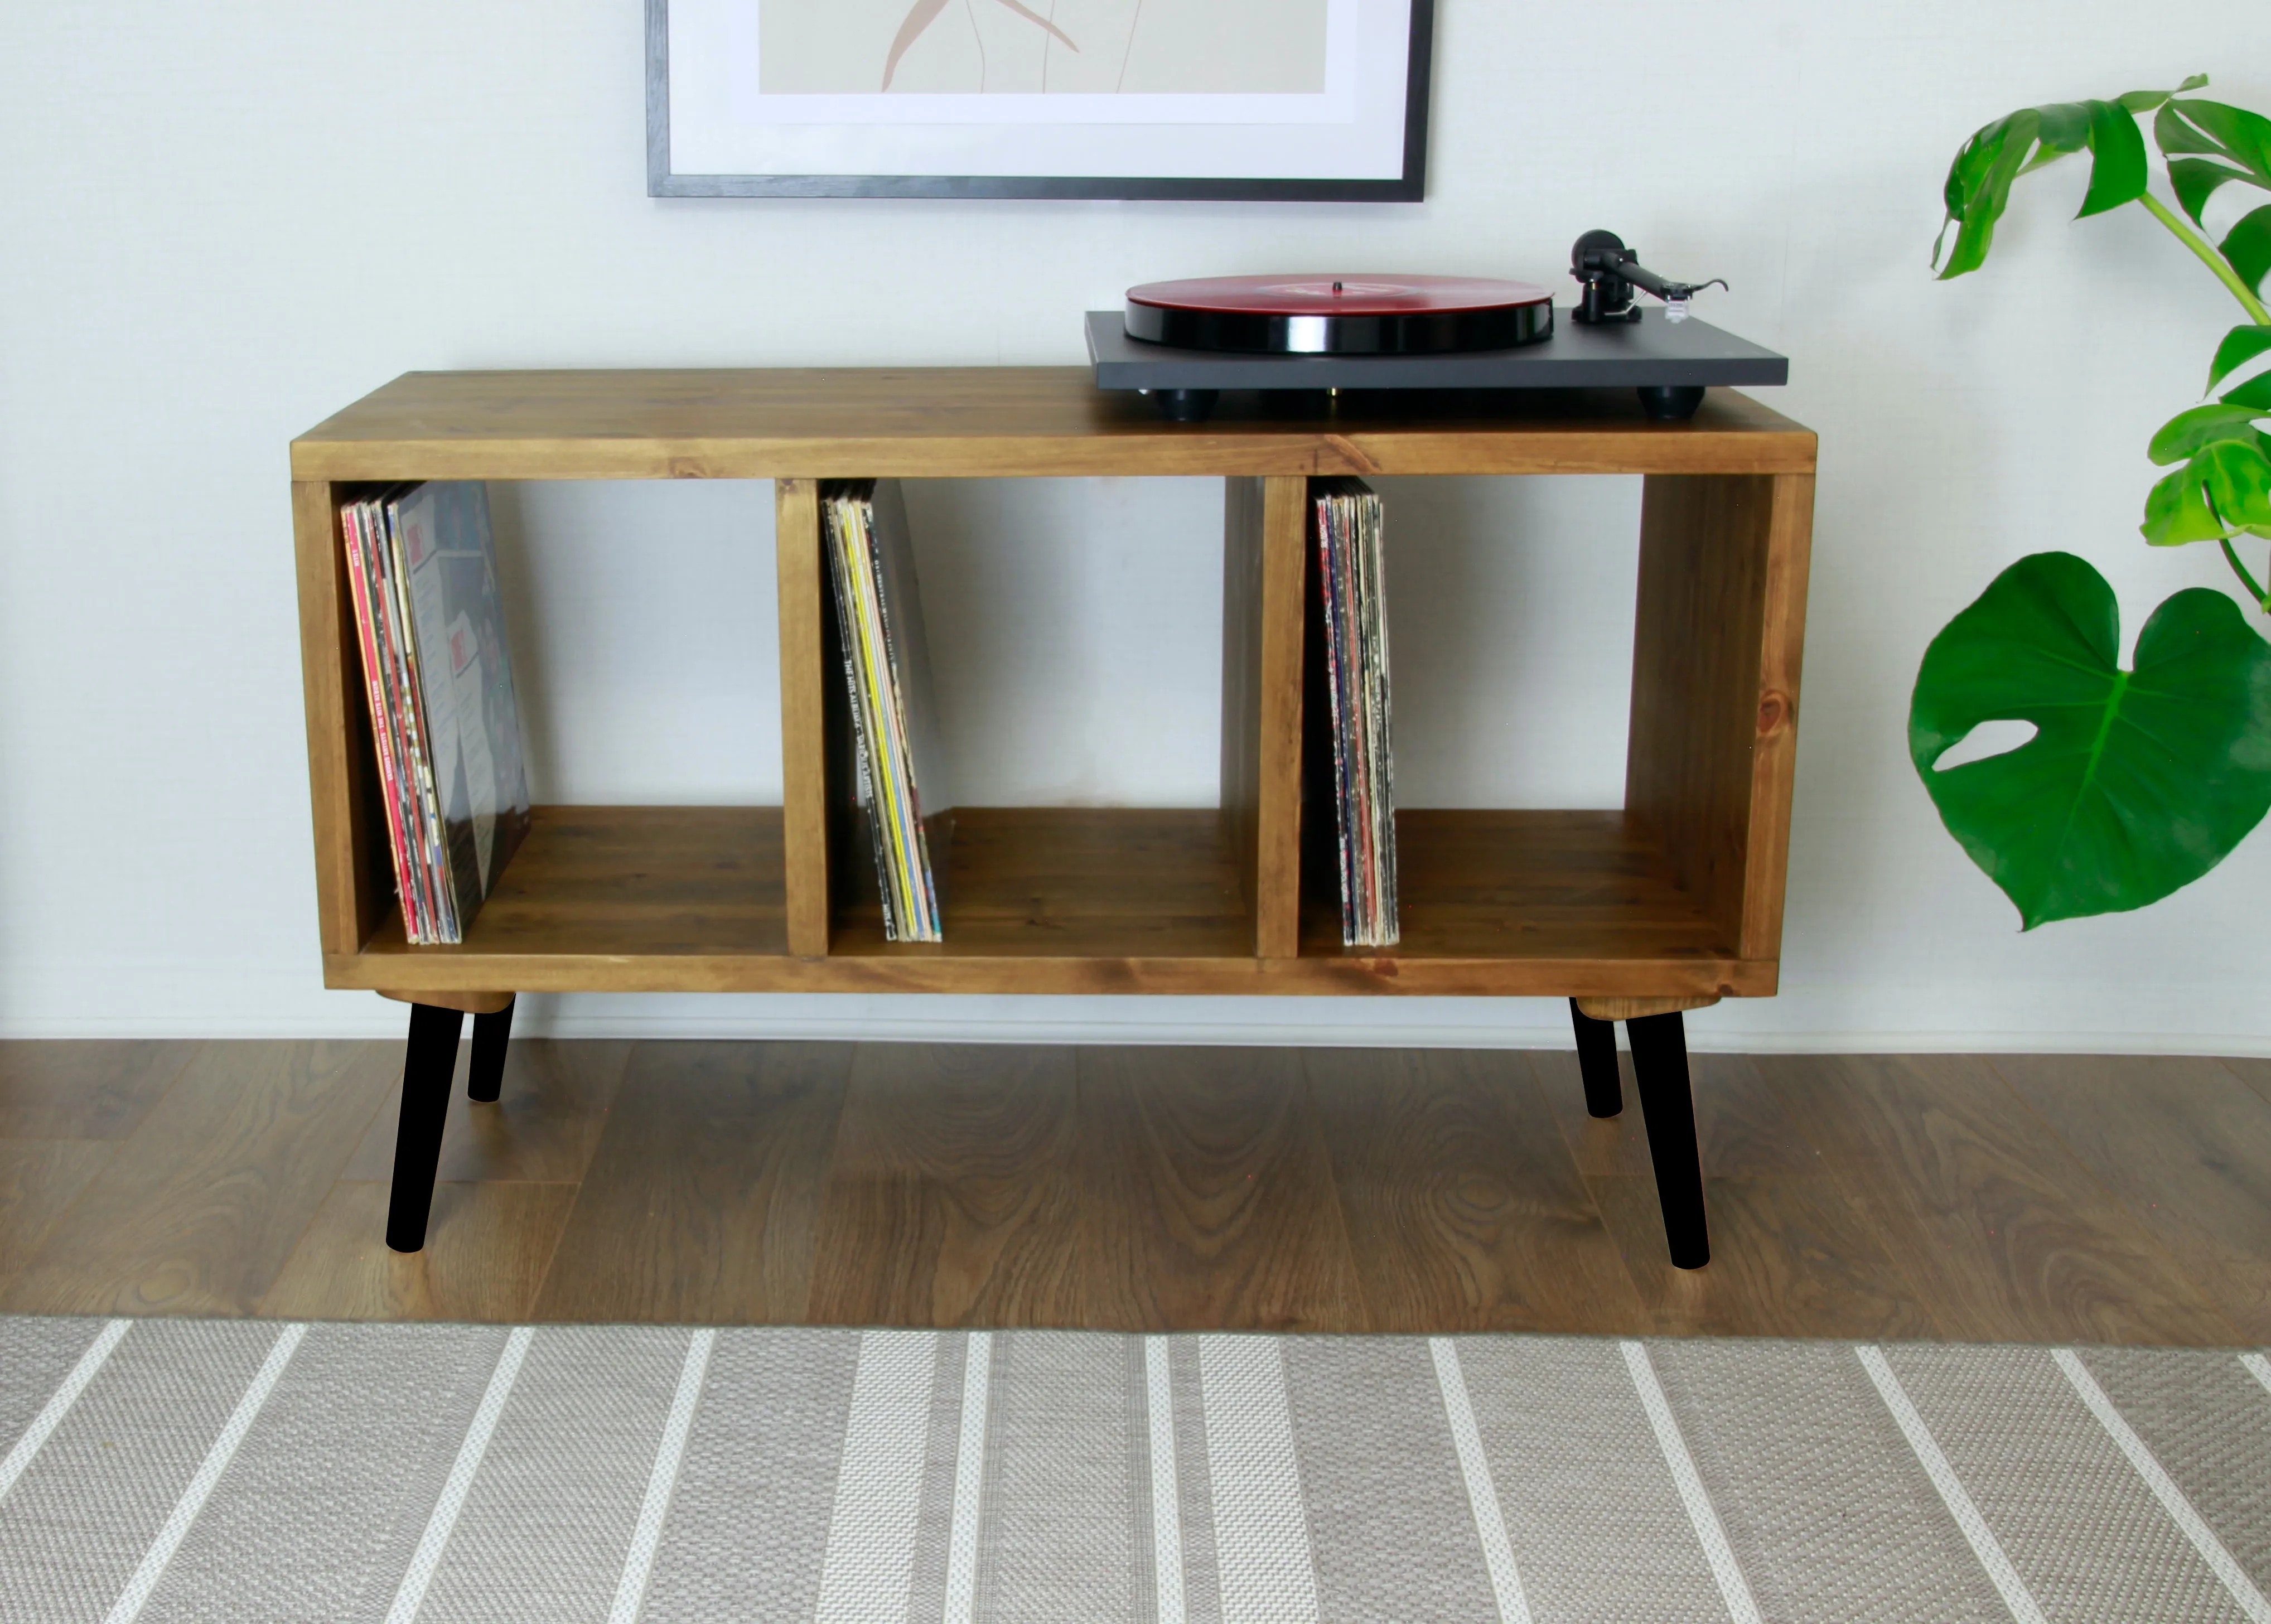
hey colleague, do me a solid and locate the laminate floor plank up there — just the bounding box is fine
[806,1044,1085,1328]
[1077,1046,1366,1333]
[341,1038,634,1184]
[258,1181,577,1321]
[531,1041,850,1324]
[1307,1048,1645,1335]
[2220,1056,2271,1114]
[1757,1053,2240,1345]
[1994,1054,2271,1342]
[1536,1049,1823,1179]
[5,1038,2267,1344]
[1590,1173,1940,1339]
[0,1041,398,1317]
[0,1041,196,1140]
[0,1140,115,1291]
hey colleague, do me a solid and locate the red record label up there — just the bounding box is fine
[1126,274,1552,317]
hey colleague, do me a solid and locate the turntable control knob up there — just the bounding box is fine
[1332,281,1344,293]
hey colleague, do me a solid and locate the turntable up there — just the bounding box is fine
[1090,231,1787,422]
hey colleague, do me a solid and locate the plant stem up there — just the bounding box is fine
[2139,193,2271,325]
[2219,535,2271,613]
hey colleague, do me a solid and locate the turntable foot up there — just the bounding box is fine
[1637,385,1705,421]
[1154,388,1219,423]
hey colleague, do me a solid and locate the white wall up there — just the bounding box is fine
[3,1,2268,1050]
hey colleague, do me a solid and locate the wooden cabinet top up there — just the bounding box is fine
[292,366,1817,482]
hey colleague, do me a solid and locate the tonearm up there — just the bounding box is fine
[1570,230,1728,325]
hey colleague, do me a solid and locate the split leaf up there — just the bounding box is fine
[1910,552,2271,927]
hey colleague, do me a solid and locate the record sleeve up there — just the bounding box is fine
[387,482,533,940]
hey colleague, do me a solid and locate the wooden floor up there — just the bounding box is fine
[2,1040,2267,1345]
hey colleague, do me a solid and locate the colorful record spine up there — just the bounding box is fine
[382,494,460,944]
[341,500,426,944]
[1313,479,1398,948]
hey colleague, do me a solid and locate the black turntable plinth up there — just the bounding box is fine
[1086,308,1789,422]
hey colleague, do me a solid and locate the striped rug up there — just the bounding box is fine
[2,1319,2268,1622]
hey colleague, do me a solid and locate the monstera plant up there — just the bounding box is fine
[1911,75,2271,927]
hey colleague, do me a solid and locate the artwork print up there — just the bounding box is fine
[759,0,1328,97]
[649,0,1431,199]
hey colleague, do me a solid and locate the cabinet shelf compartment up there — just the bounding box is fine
[328,805,787,994]
[828,807,1251,962]
[1302,808,1737,961]
[294,370,1815,1007]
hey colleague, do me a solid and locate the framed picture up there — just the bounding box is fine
[646,0,1434,201]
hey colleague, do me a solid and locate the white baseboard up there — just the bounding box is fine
[4,998,2269,1058]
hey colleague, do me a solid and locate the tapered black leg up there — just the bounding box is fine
[386,1002,463,1253]
[1626,1011,1709,1269]
[467,997,515,1104]
[1569,999,1623,1118]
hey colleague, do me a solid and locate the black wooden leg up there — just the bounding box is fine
[1569,999,1623,1118]
[468,997,515,1104]
[1626,1011,1709,1269]
[386,1002,463,1253]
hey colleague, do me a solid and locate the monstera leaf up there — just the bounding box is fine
[2140,403,2271,546]
[1910,552,2271,927]
[1935,78,2206,277]
[2157,98,2271,293]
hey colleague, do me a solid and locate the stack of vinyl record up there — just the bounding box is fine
[1311,477,1399,947]
[823,479,953,942]
[339,482,531,944]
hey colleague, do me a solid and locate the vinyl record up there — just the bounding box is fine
[1124,274,1554,355]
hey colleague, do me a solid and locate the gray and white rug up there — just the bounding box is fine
[2,1318,2268,1623]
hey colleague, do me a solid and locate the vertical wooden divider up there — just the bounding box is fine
[293,479,383,954]
[1220,475,1310,958]
[775,477,831,957]
[1739,472,1815,959]
[1625,471,1813,966]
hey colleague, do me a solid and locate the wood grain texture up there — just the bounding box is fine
[374,989,514,1015]
[828,808,1253,961]
[1219,477,1307,956]
[257,1181,576,1322]
[1307,1048,1644,1334]
[806,1045,1085,1327]
[1738,473,1814,957]
[341,1039,632,1185]
[1759,1053,2240,1345]
[292,376,1816,1008]
[1589,1173,1937,1339]
[332,809,1768,998]
[1995,1054,2271,1342]
[9,1041,2271,1345]
[0,1140,115,1290]
[1255,476,1310,955]
[0,1042,397,1317]
[1573,995,1719,1021]
[0,1041,193,1139]
[341,806,787,991]
[1077,1046,1366,1332]
[291,370,1819,482]
[1310,810,1743,965]
[293,479,382,955]
[1620,471,1811,964]
[2227,1056,2271,1113]
[1626,475,1772,957]
[1220,478,1264,940]
[1537,1049,1830,1181]
[776,477,830,956]
[531,1042,850,1323]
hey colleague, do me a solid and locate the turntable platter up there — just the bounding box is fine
[1124,274,1554,355]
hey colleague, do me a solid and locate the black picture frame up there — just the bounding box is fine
[646,0,1433,201]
